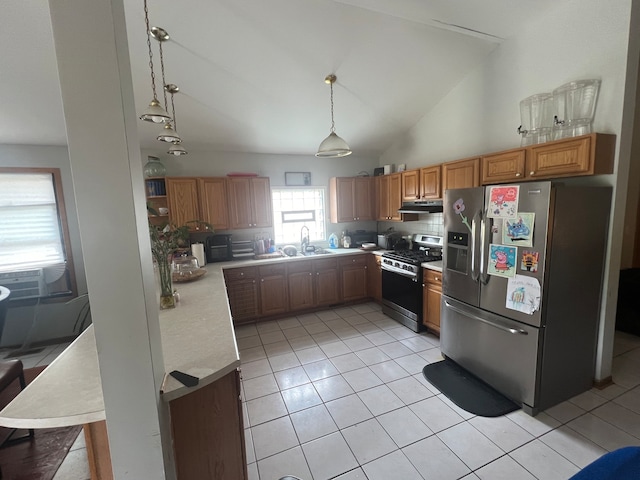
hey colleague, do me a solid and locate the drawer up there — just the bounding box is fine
[313,258,338,271]
[338,255,367,267]
[424,269,442,284]
[259,264,286,277]
[287,260,313,274]
[224,266,257,281]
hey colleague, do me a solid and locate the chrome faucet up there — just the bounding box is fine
[301,225,310,254]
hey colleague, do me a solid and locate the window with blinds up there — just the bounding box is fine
[0,171,66,272]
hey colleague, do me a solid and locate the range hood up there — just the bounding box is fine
[397,200,443,214]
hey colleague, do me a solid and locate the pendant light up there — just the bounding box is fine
[138,0,171,124]
[316,74,352,158]
[165,84,188,155]
[152,27,181,144]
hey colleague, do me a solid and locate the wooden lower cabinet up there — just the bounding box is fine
[259,264,288,316]
[340,255,368,302]
[224,267,259,322]
[169,369,246,480]
[422,268,442,335]
[314,258,341,307]
[367,254,382,302]
[288,261,314,311]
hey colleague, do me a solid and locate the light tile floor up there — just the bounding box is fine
[11,304,640,480]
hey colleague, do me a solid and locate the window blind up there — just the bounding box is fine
[0,173,66,271]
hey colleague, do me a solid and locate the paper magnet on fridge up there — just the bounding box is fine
[488,244,517,278]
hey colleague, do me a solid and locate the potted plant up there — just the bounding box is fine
[148,209,212,309]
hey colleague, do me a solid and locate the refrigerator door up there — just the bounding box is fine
[479,182,551,328]
[441,295,541,410]
[443,187,484,307]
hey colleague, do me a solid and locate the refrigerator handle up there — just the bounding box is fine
[480,210,491,285]
[471,210,480,282]
[478,209,486,282]
[443,300,529,335]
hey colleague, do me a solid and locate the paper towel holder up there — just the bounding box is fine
[191,242,207,266]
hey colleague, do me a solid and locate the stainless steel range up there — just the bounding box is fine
[381,234,443,332]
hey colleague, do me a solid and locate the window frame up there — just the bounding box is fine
[0,167,78,300]
[271,186,327,245]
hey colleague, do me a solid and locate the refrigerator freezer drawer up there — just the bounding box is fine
[441,295,541,410]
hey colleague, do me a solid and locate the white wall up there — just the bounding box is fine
[381,0,636,381]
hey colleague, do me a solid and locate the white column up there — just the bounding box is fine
[48,1,168,478]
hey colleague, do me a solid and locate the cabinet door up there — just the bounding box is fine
[250,177,273,228]
[288,261,314,311]
[367,254,382,301]
[376,176,391,221]
[481,149,526,184]
[314,259,340,306]
[166,177,201,228]
[441,158,481,191]
[330,177,356,223]
[422,269,442,335]
[227,178,253,229]
[340,256,368,302]
[527,136,591,179]
[259,265,288,316]
[388,173,402,221]
[354,177,374,221]
[225,279,259,323]
[419,166,442,199]
[198,177,229,230]
[402,170,420,201]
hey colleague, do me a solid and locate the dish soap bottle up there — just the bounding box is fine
[328,233,339,249]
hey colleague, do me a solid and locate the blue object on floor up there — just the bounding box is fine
[568,446,640,479]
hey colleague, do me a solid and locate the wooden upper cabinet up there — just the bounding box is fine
[482,149,526,184]
[442,157,481,191]
[377,173,404,221]
[419,165,442,199]
[480,133,616,184]
[166,177,201,228]
[401,169,420,202]
[198,177,229,230]
[228,177,273,229]
[330,177,374,223]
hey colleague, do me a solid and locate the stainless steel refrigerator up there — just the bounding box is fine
[441,181,611,415]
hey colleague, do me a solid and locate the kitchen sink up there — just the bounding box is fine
[301,249,334,256]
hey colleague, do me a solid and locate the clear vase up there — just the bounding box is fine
[157,256,175,309]
[143,156,166,178]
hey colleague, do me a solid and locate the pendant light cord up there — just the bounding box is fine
[329,81,336,133]
[170,92,178,133]
[158,41,169,122]
[143,0,159,102]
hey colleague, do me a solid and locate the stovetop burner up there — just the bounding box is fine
[382,233,443,266]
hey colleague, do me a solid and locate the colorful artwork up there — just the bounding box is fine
[452,198,472,233]
[521,250,539,272]
[488,185,519,218]
[488,244,517,278]
[503,212,535,247]
[506,275,541,315]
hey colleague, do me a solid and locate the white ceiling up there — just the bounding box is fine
[2,0,559,157]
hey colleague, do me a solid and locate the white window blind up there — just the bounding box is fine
[0,173,66,271]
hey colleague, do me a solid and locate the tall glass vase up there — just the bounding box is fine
[158,256,175,309]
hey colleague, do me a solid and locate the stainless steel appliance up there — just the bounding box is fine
[205,234,232,262]
[377,232,401,250]
[442,181,611,415]
[397,199,443,214]
[346,230,377,249]
[381,234,443,332]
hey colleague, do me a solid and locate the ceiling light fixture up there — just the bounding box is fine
[152,27,181,144]
[138,0,171,124]
[165,84,188,156]
[316,74,352,158]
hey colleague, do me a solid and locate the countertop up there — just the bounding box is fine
[422,260,443,272]
[0,248,379,429]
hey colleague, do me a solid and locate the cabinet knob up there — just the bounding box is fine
[422,284,425,287]
[515,173,521,177]
[435,276,440,281]
[261,279,264,282]
[309,273,312,276]
[530,171,535,176]
[316,272,319,276]
[240,272,244,276]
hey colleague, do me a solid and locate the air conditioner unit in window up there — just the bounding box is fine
[0,268,46,300]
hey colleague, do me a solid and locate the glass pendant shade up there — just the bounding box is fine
[140,98,171,124]
[157,123,181,143]
[143,156,166,178]
[316,132,352,158]
[168,142,188,155]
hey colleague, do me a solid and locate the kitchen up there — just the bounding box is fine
[0,0,639,478]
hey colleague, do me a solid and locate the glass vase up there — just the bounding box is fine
[143,156,166,178]
[157,256,175,309]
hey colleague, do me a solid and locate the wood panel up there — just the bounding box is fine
[198,178,229,230]
[227,177,253,228]
[166,177,201,228]
[419,165,441,199]
[169,370,246,480]
[482,149,526,184]
[250,177,273,228]
[402,169,420,201]
[441,157,481,191]
[83,421,113,480]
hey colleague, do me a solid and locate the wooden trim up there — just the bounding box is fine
[83,421,113,480]
[593,376,613,389]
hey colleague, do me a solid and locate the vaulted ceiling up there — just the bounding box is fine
[2,0,559,157]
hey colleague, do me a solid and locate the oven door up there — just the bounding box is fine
[381,268,422,321]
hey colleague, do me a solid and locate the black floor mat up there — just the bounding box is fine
[423,359,520,417]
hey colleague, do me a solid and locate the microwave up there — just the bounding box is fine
[205,234,232,262]
[346,230,377,248]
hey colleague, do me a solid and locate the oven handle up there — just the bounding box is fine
[443,300,528,335]
[381,266,418,281]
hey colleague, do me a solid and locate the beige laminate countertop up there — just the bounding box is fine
[0,248,375,429]
[422,260,443,272]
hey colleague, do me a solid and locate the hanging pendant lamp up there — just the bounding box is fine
[316,74,352,158]
[165,84,188,155]
[152,28,182,144]
[138,1,171,124]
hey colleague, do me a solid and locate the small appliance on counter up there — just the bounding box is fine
[205,234,232,263]
[345,230,377,249]
[377,232,401,250]
[231,240,255,260]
